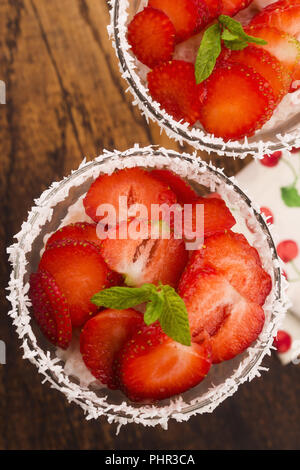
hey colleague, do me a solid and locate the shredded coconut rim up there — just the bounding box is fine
[7,146,289,431]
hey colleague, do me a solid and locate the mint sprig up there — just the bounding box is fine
[195,15,267,84]
[91,283,191,346]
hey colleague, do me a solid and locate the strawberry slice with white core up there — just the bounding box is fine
[39,240,111,327]
[115,324,212,401]
[80,309,144,388]
[29,270,72,349]
[127,7,176,68]
[83,167,177,224]
[221,0,253,16]
[100,219,188,288]
[245,25,300,74]
[198,61,276,141]
[46,222,100,248]
[225,45,291,103]
[178,267,265,363]
[148,0,211,43]
[183,230,272,306]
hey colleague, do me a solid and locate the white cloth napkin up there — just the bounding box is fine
[236,151,300,364]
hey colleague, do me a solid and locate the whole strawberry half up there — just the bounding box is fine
[100,219,188,288]
[127,7,176,68]
[29,270,72,349]
[80,308,144,388]
[115,324,212,402]
[39,240,111,327]
[148,0,211,43]
[179,267,265,363]
[198,61,276,140]
[83,167,177,224]
[148,60,201,125]
[181,230,272,306]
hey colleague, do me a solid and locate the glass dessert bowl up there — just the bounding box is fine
[7,146,288,429]
[109,0,300,158]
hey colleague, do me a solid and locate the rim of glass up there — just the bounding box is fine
[109,0,300,159]
[7,147,288,428]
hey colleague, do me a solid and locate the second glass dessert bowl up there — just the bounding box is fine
[109,0,300,158]
[7,146,288,429]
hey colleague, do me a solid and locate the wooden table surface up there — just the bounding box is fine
[0,0,299,450]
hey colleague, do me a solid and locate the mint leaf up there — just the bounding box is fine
[91,284,155,309]
[92,283,191,346]
[144,293,164,325]
[195,23,222,84]
[221,29,239,42]
[281,186,300,207]
[160,285,191,346]
[219,15,267,45]
[223,39,248,50]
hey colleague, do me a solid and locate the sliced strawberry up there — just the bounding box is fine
[225,46,291,103]
[148,60,201,125]
[204,0,223,20]
[127,7,175,69]
[251,1,300,38]
[245,25,300,74]
[29,270,72,349]
[46,222,100,248]
[80,309,144,388]
[184,197,236,241]
[150,169,199,204]
[39,240,111,327]
[198,61,276,140]
[221,0,252,16]
[182,230,272,306]
[100,219,188,288]
[148,0,211,43]
[115,324,212,401]
[83,168,177,224]
[178,267,265,363]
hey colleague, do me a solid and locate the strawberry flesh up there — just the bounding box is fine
[245,25,300,74]
[39,240,111,327]
[83,167,177,224]
[198,61,276,140]
[148,0,211,43]
[221,0,253,16]
[225,46,291,104]
[29,270,72,349]
[127,7,176,68]
[115,324,212,401]
[150,169,199,204]
[178,267,265,363]
[80,308,144,388]
[148,60,201,125]
[100,219,188,288]
[183,230,272,306]
[46,222,100,248]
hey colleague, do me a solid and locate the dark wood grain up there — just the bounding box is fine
[0,0,298,450]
